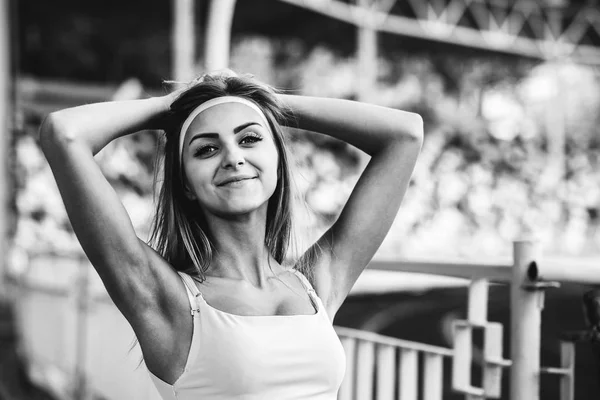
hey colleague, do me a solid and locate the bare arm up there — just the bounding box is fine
[42,96,170,155]
[279,94,423,316]
[38,94,185,321]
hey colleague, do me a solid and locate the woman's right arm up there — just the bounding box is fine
[38,95,185,323]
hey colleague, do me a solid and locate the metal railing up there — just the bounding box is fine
[333,240,598,400]
[335,326,453,400]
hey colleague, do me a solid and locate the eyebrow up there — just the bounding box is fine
[188,122,263,146]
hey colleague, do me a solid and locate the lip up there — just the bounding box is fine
[217,175,257,186]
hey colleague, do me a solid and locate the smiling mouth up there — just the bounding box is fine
[218,177,256,186]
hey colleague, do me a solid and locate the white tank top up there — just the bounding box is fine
[147,269,346,400]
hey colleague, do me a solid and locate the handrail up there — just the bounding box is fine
[368,255,600,285]
[334,326,453,357]
[526,257,600,284]
[13,253,600,298]
[368,259,512,281]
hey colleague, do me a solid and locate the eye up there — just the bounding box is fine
[240,132,263,145]
[194,145,218,157]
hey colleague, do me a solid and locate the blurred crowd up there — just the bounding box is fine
[9,36,600,274]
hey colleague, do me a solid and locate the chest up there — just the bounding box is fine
[193,318,346,392]
[168,303,347,399]
[199,283,318,317]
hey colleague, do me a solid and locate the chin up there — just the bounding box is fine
[208,197,270,218]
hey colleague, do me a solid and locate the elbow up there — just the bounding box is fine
[407,113,424,144]
[393,112,423,146]
[38,112,75,154]
[38,113,59,152]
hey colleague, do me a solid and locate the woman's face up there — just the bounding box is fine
[181,102,279,217]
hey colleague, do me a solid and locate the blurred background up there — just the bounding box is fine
[1,0,600,399]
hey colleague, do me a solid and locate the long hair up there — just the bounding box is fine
[148,72,301,282]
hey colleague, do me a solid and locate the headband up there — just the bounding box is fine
[178,96,271,169]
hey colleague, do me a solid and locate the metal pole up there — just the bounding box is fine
[172,0,196,81]
[0,0,11,297]
[544,58,566,187]
[468,279,488,324]
[204,0,237,71]
[510,240,542,400]
[356,0,378,102]
[560,341,575,400]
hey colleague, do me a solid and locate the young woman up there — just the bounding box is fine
[39,71,423,399]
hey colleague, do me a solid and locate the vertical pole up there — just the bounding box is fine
[204,0,237,72]
[422,353,443,400]
[543,0,565,196]
[559,341,575,400]
[510,240,542,400]
[398,348,418,400]
[355,340,375,400]
[468,279,489,324]
[545,60,565,183]
[451,321,472,392]
[468,279,489,400]
[375,345,395,400]
[172,0,196,81]
[483,323,504,398]
[0,0,10,296]
[356,0,378,103]
[355,0,378,171]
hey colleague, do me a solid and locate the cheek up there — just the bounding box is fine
[184,161,214,192]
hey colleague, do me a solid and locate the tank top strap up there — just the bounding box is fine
[291,269,321,313]
[291,268,316,295]
[177,271,202,316]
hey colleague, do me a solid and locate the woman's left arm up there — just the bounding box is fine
[279,94,423,315]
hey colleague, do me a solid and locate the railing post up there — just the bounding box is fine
[468,279,488,324]
[398,348,418,400]
[510,240,542,400]
[356,340,375,400]
[559,341,575,400]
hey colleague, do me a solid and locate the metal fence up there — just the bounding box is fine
[336,240,599,400]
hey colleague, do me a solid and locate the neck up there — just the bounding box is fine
[202,207,282,288]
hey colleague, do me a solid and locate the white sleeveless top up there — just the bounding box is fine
[147,269,346,400]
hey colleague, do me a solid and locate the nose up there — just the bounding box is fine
[221,145,245,170]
